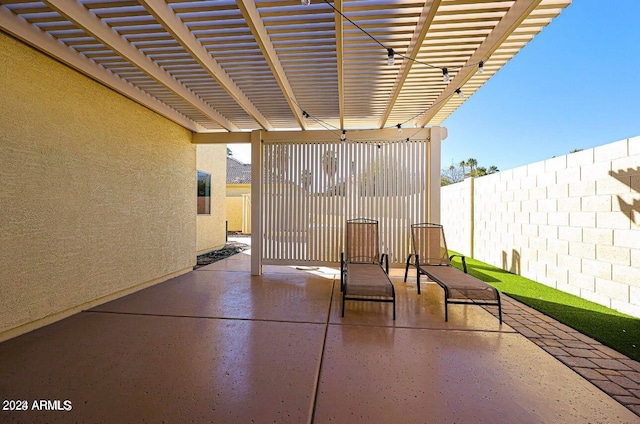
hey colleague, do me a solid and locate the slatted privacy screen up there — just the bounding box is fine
[262,138,429,265]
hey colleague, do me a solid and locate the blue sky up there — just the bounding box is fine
[441,0,640,172]
[229,0,639,170]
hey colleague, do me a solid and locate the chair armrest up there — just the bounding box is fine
[449,254,468,273]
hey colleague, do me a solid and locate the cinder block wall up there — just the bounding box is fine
[441,177,474,256]
[0,34,197,340]
[441,138,640,318]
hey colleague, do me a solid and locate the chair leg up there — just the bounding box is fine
[393,298,396,320]
[416,272,421,295]
[444,299,448,322]
[341,293,345,317]
[404,255,412,282]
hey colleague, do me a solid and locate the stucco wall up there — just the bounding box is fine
[226,184,251,233]
[441,137,640,317]
[0,34,197,340]
[196,145,227,254]
[226,196,244,232]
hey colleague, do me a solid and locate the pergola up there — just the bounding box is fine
[0,0,571,274]
[0,0,570,132]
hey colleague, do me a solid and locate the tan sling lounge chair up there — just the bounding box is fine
[341,218,396,319]
[404,223,502,324]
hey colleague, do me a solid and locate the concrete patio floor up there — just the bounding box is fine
[1,248,638,423]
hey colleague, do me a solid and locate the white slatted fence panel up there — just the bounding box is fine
[262,139,428,265]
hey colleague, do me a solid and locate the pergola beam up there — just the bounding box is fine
[417,0,543,127]
[379,0,441,129]
[334,0,345,129]
[0,5,205,133]
[43,0,239,132]
[193,127,431,144]
[236,0,307,130]
[138,0,273,131]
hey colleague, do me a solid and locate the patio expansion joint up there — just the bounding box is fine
[308,276,334,424]
[83,310,327,326]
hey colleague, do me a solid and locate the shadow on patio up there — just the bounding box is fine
[0,249,637,423]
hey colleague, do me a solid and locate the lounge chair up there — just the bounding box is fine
[404,223,502,323]
[341,218,396,319]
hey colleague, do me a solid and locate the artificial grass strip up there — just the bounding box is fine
[449,254,640,362]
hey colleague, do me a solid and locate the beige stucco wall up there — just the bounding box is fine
[441,137,640,317]
[196,145,227,254]
[226,184,251,233]
[0,34,196,340]
[226,196,245,232]
[227,184,251,198]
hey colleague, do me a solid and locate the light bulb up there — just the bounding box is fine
[301,0,310,6]
[387,48,395,66]
[477,61,484,74]
[396,123,402,134]
[341,130,346,141]
[442,68,450,83]
[455,88,464,98]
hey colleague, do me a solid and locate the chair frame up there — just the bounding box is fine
[340,218,396,320]
[404,223,502,324]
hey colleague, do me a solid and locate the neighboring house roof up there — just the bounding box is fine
[227,156,251,184]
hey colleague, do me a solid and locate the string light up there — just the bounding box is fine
[302,111,309,119]
[321,0,485,73]
[455,88,464,98]
[341,130,346,141]
[396,123,402,134]
[301,0,310,6]
[387,48,395,66]
[442,68,451,82]
[477,61,484,74]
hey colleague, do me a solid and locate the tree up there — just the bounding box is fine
[459,160,467,176]
[442,159,499,185]
[321,150,338,188]
[300,169,312,191]
[466,158,478,174]
[442,162,465,185]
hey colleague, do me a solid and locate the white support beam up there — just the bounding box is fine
[139,0,273,131]
[379,0,440,129]
[418,0,543,127]
[334,0,345,129]
[192,131,252,144]
[193,128,431,144]
[427,126,447,224]
[0,6,205,133]
[250,130,263,276]
[236,0,307,130]
[43,0,239,132]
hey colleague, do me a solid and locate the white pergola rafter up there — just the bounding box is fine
[139,0,273,131]
[0,5,206,133]
[42,0,239,132]
[236,0,307,130]
[418,0,544,127]
[379,0,441,129]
